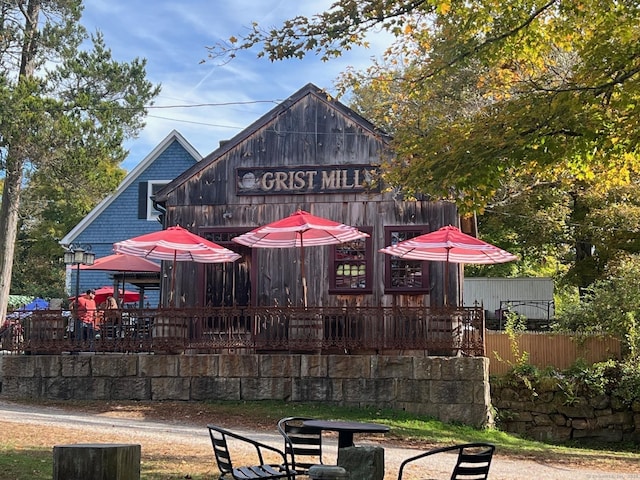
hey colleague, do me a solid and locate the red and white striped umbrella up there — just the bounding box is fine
[114,226,241,263]
[379,225,517,304]
[233,210,369,307]
[80,253,161,306]
[232,209,368,248]
[80,253,161,273]
[380,225,518,264]
[114,225,241,305]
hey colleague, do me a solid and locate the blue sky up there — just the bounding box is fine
[81,1,389,171]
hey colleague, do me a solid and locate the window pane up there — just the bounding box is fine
[206,231,240,243]
[385,227,428,292]
[329,227,372,294]
[147,181,169,220]
[390,258,423,287]
[334,239,367,288]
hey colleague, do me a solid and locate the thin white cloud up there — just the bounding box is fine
[81,0,391,170]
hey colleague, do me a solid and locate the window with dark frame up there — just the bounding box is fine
[384,226,429,293]
[141,180,169,221]
[201,229,251,308]
[329,227,372,294]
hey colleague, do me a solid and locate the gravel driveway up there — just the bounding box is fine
[0,400,637,480]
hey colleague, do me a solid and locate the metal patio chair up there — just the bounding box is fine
[397,443,495,480]
[277,417,325,475]
[208,424,295,480]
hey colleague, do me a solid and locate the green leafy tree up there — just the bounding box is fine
[467,188,572,278]
[555,255,640,359]
[12,157,127,299]
[208,0,640,293]
[0,0,160,319]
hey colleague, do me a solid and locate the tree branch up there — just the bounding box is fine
[418,0,558,82]
[205,0,435,63]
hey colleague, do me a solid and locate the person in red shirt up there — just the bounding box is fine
[73,289,98,339]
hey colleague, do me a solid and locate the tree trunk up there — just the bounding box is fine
[570,190,595,298]
[0,158,25,321]
[0,0,40,321]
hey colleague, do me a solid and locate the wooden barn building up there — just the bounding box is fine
[12,83,485,357]
[154,83,461,312]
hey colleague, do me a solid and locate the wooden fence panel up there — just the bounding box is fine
[486,331,622,375]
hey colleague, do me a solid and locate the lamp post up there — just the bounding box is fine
[63,244,96,342]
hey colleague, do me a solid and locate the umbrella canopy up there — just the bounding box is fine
[232,209,370,248]
[80,253,161,273]
[70,286,140,305]
[232,209,369,307]
[379,225,518,305]
[380,225,518,264]
[8,297,50,319]
[114,226,241,263]
[80,253,161,307]
[18,297,49,311]
[113,225,241,306]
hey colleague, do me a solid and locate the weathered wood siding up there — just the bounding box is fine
[158,84,459,309]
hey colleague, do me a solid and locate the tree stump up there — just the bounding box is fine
[53,443,141,480]
[337,446,384,480]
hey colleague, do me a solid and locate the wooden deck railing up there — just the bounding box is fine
[1,305,485,356]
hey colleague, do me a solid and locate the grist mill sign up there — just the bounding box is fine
[236,165,380,195]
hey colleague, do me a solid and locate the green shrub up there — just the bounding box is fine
[492,311,544,393]
[611,360,640,405]
[499,358,640,407]
[554,255,640,359]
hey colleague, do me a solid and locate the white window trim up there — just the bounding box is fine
[146,180,169,221]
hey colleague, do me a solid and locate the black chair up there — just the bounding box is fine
[208,424,295,480]
[277,417,324,475]
[397,443,495,480]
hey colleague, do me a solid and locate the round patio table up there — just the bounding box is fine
[302,420,390,448]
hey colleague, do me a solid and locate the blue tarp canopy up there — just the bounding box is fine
[17,297,49,311]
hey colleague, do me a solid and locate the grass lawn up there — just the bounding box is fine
[0,399,638,480]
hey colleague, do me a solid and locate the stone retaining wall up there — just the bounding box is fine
[0,354,492,427]
[492,381,640,443]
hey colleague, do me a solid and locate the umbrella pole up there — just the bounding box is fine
[444,263,449,306]
[300,235,308,309]
[121,272,126,306]
[112,277,119,304]
[444,249,451,306]
[170,251,177,307]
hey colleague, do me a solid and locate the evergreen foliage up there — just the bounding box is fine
[0,1,160,312]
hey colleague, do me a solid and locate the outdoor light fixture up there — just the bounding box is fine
[63,244,95,341]
[63,246,95,266]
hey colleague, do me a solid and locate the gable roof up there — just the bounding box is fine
[60,130,202,246]
[154,83,390,203]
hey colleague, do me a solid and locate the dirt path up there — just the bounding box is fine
[0,400,638,480]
